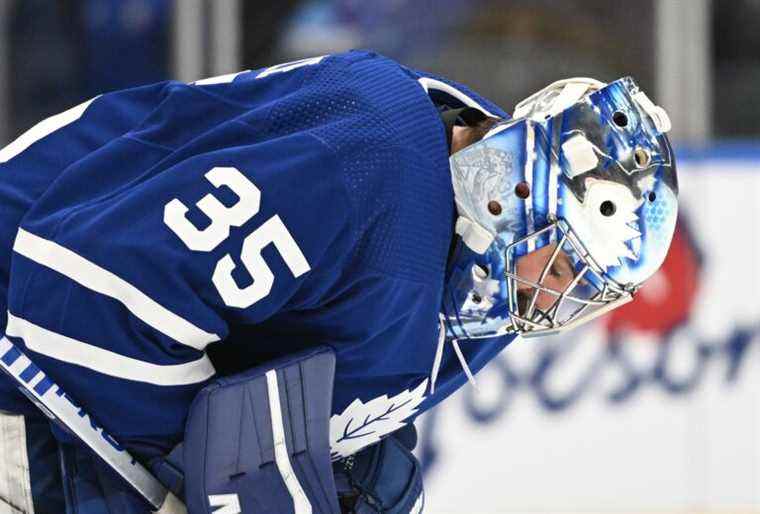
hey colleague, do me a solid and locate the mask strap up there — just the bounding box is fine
[429,314,447,394]
[455,217,493,254]
[429,314,479,395]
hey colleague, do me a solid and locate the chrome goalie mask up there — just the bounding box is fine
[442,77,678,339]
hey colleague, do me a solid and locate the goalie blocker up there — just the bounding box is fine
[156,346,341,514]
[154,345,426,514]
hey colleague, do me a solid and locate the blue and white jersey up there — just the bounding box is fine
[0,50,516,459]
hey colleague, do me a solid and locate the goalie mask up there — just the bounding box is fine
[442,77,678,339]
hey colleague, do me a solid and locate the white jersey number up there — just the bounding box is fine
[164,167,260,252]
[164,167,310,308]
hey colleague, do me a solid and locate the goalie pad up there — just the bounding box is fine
[180,346,341,514]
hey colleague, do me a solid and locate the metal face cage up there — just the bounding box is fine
[504,218,635,337]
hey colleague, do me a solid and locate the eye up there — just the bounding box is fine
[550,254,577,283]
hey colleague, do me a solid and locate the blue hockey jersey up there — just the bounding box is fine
[0,50,516,461]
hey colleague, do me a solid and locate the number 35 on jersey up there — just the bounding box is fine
[163,166,310,308]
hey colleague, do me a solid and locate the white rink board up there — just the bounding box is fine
[418,158,760,513]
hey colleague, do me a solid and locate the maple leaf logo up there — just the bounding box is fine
[562,178,643,269]
[329,379,429,459]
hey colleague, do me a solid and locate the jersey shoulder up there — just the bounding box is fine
[286,51,459,283]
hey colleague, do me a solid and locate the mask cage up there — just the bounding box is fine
[504,219,635,337]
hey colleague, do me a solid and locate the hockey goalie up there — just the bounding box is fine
[0,51,677,513]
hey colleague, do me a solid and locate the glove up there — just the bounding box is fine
[333,425,424,514]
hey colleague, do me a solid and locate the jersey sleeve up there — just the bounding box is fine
[1,55,361,434]
[0,83,189,414]
[0,83,174,316]
[10,125,351,349]
[12,57,358,335]
[6,126,353,440]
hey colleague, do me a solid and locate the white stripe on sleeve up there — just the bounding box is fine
[13,228,219,351]
[0,97,99,164]
[6,312,215,386]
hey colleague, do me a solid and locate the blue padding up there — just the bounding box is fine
[151,443,185,498]
[182,346,341,514]
[58,444,152,514]
[25,414,66,514]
